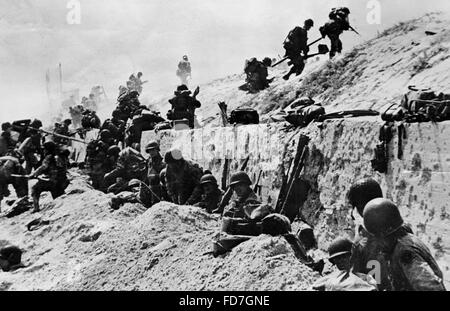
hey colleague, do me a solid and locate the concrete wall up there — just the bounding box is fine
[142,119,450,286]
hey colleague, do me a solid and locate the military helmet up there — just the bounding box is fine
[107,145,121,156]
[183,55,188,61]
[128,179,142,188]
[1,122,12,131]
[30,119,43,129]
[328,237,353,260]
[43,141,57,153]
[112,109,121,118]
[229,171,252,187]
[262,57,272,67]
[100,129,112,140]
[363,198,404,238]
[200,174,218,186]
[137,72,143,77]
[145,141,160,153]
[63,119,72,125]
[176,84,190,93]
[59,146,71,158]
[305,19,314,27]
[164,148,183,163]
[347,178,383,216]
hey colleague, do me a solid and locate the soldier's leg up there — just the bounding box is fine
[31,180,49,212]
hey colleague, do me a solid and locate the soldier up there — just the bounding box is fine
[134,72,148,94]
[85,94,98,112]
[81,109,101,130]
[104,145,147,195]
[167,85,201,129]
[243,57,273,93]
[29,141,70,213]
[1,122,16,156]
[138,141,166,208]
[69,104,85,128]
[177,55,192,86]
[101,110,126,145]
[194,174,224,214]
[313,237,378,291]
[363,198,446,291]
[85,130,114,191]
[164,148,203,205]
[159,168,170,202]
[105,145,121,174]
[319,7,351,59]
[283,19,314,80]
[0,155,29,212]
[15,120,44,175]
[53,119,72,146]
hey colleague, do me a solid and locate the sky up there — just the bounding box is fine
[1,0,450,123]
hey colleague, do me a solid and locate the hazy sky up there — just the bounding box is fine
[1,0,450,123]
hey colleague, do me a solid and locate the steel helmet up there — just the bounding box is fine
[107,145,121,156]
[262,57,272,67]
[328,237,353,260]
[363,198,404,238]
[304,19,314,27]
[1,122,12,131]
[100,129,112,141]
[145,141,160,153]
[164,148,183,163]
[229,171,252,187]
[347,178,383,216]
[200,174,218,186]
[183,55,188,61]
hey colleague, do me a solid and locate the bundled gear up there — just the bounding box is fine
[241,57,272,93]
[285,103,325,127]
[229,107,260,125]
[371,123,393,174]
[400,86,450,123]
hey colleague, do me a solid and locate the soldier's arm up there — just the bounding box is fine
[31,156,51,177]
[185,165,203,205]
[400,251,446,291]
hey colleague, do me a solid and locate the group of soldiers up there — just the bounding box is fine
[242,7,355,92]
[0,119,70,214]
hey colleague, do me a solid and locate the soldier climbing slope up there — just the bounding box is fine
[319,7,353,59]
[0,122,16,156]
[241,57,273,93]
[167,85,201,129]
[164,148,203,205]
[363,198,446,291]
[283,19,314,80]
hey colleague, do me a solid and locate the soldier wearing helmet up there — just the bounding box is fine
[282,19,314,80]
[29,140,69,213]
[363,199,445,291]
[167,85,201,129]
[177,55,192,86]
[320,7,351,59]
[104,146,147,195]
[223,171,262,220]
[138,141,166,208]
[101,111,126,144]
[164,148,204,205]
[1,122,15,155]
[312,237,378,291]
[194,174,224,213]
[241,57,273,93]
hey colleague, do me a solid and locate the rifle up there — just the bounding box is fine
[272,37,324,68]
[275,135,310,214]
[10,174,50,182]
[349,25,361,36]
[216,155,251,214]
[193,86,200,99]
[253,170,263,195]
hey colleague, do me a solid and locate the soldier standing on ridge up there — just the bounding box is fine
[167,85,201,129]
[177,55,192,86]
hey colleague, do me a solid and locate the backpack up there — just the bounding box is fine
[244,58,259,75]
[401,86,450,122]
[229,107,260,125]
[329,7,350,21]
[285,105,325,127]
[371,123,393,174]
[381,103,405,122]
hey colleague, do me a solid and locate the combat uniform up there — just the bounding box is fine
[165,159,203,205]
[195,187,224,214]
[139,153,165,208]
